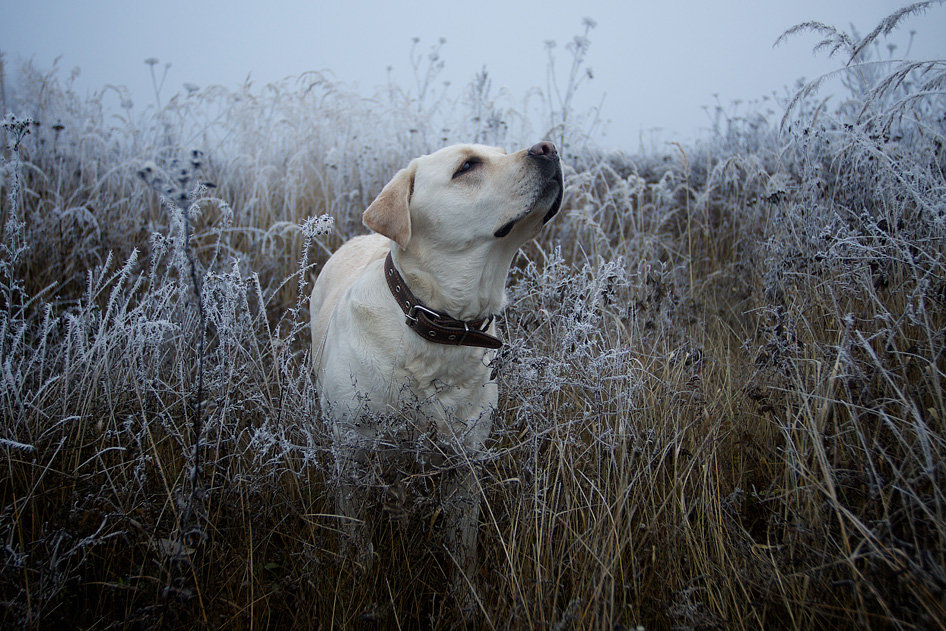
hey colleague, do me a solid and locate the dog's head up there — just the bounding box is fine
[362,142,563,252]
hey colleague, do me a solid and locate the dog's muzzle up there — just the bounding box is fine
[493,141,564,238]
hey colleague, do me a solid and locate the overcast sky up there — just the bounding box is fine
[2,0,945,148]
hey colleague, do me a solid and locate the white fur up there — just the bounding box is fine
[309,142,562,606]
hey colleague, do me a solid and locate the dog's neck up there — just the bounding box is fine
[391,240,517,322]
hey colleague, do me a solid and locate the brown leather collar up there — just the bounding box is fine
[384,251,502,350]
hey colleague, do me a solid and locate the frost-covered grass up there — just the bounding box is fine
[2,6,945,630]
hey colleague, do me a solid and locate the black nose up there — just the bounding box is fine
[528,141,558,158]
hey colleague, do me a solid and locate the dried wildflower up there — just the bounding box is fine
[300,214,335,238]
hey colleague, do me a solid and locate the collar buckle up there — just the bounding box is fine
[405,302,440,325]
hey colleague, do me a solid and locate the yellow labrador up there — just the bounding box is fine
[310,141,563,606]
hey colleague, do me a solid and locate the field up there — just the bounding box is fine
[1,7,945,630]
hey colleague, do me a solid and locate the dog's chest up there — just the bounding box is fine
[389,341,496,447]
[397,344,492,407]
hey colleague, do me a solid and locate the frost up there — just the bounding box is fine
[300,214,335,238]
[0,8,944,628]
[0,438,34,452]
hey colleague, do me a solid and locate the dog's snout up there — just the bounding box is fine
[528,141,558,159]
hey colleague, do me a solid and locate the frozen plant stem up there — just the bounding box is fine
[546,17,596,152]
[145,57,169,109]
[181,201,206,526]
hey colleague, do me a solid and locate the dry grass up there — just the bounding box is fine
[1,10,945,630]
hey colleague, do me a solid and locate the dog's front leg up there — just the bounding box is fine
[334,450,376,572]
[441,465,483,615]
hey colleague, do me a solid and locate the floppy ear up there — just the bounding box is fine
[362,166,414,248]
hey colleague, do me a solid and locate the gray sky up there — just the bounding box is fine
[2,0,945,148]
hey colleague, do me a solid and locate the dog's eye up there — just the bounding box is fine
[453,158,480,178]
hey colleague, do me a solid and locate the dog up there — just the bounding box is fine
[310,141,563,610]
